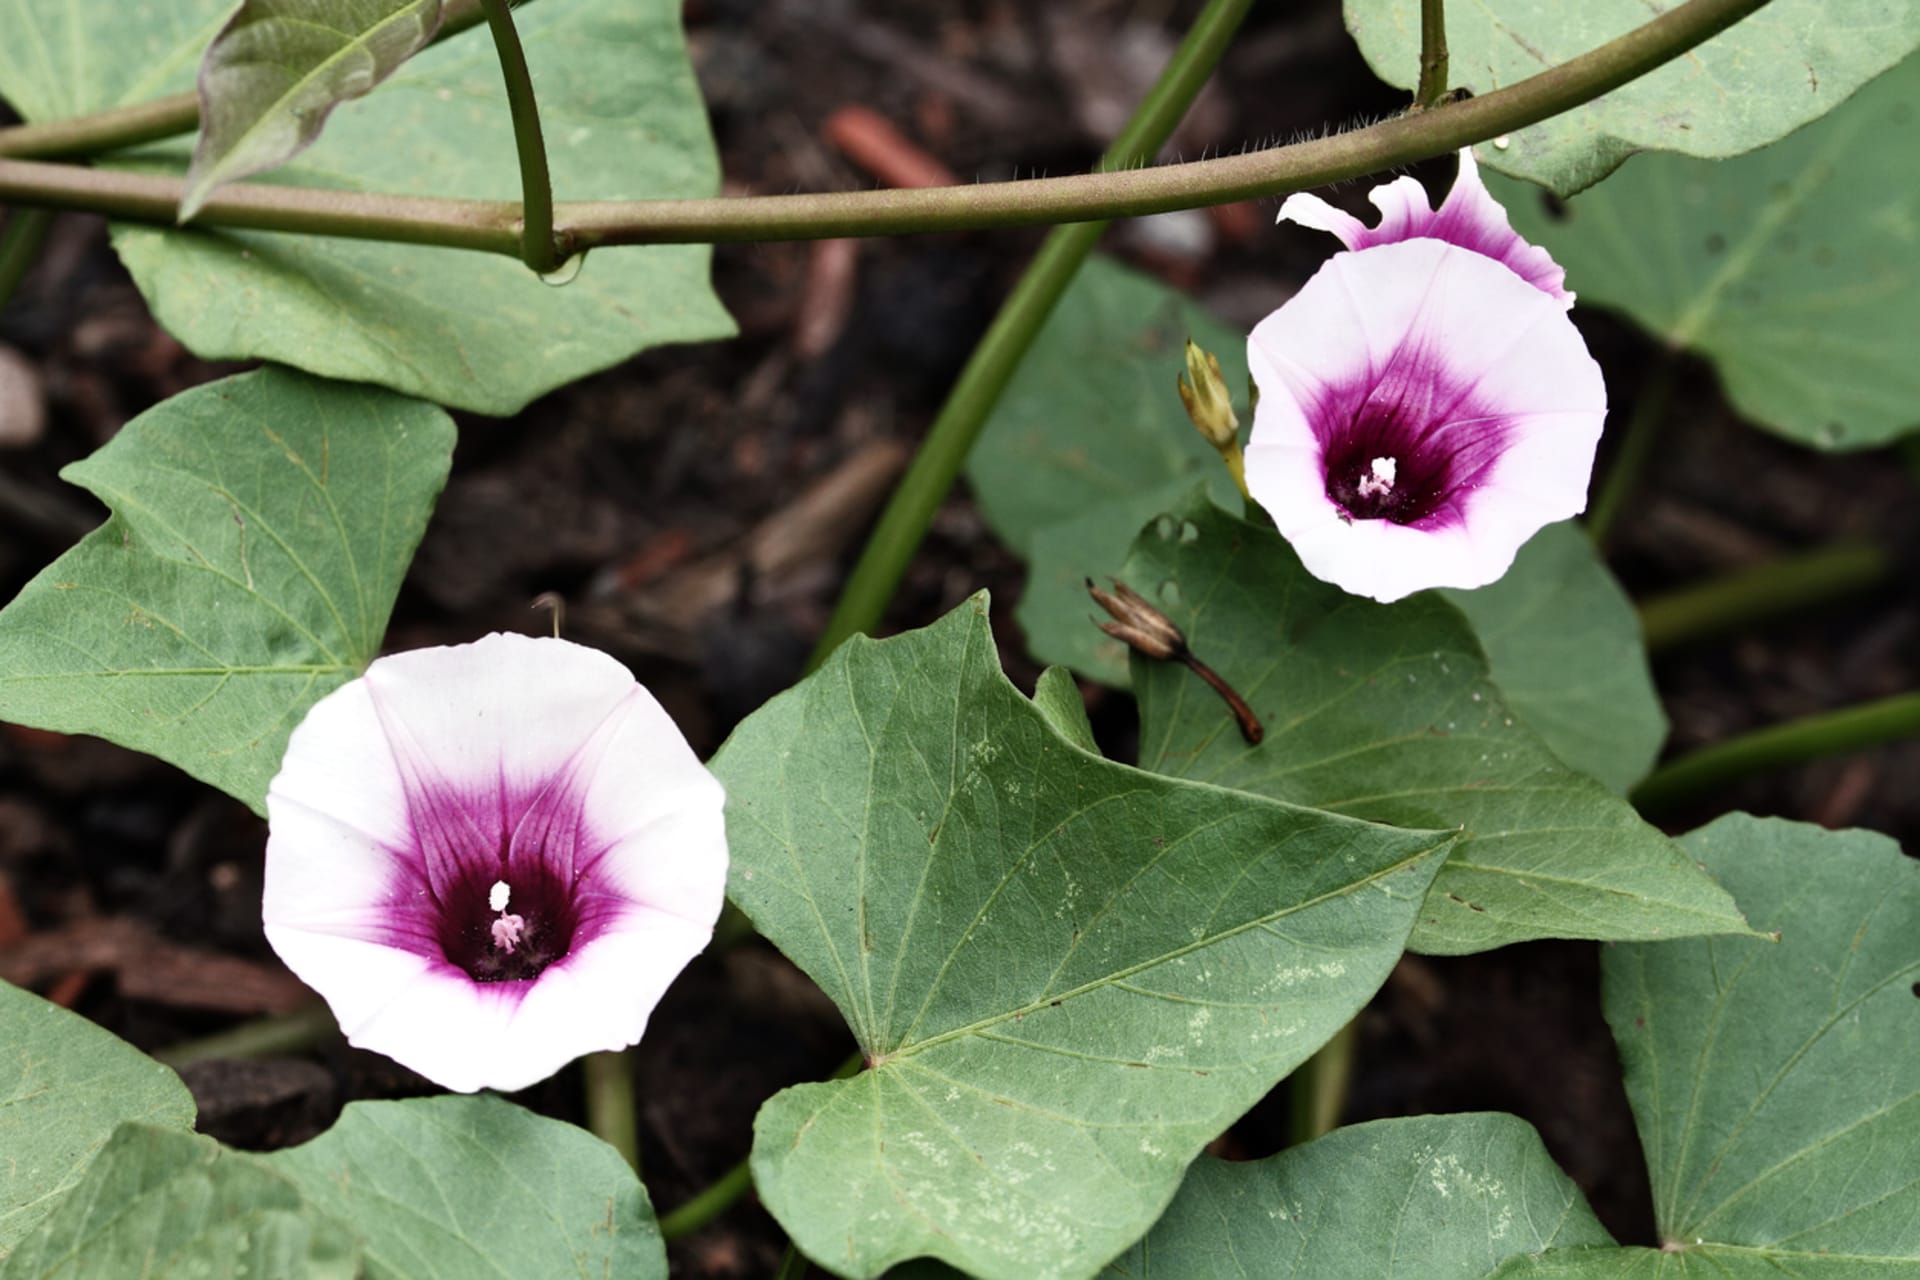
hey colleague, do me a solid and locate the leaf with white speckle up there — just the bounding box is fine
[716,596,1453,1279]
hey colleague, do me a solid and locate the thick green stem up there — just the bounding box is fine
[152,1002,340,1069]
[1288,1018,1357,1145]
[1587,352,1678,548]
[773,1242,811,1280]
[1416,0,1451,108]
[658,1158,754,1243]
[0,0,1773,253]
[0,94,200,163]
[1638,541,1892,653]
[806,0,1256,668]
[476,0,559,273]
[1632,692,1920,815]
[583,1050,640,1174]
[0,208,53,309]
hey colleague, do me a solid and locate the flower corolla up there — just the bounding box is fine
[1245,149,1605,602]
[263,633,727,1093]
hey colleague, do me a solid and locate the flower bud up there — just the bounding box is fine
[1177,339,1239,452]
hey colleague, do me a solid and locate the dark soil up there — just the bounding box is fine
[2,2,1915,1274]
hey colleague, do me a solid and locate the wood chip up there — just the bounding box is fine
[0,916,310,1015]
[822,105,959,189]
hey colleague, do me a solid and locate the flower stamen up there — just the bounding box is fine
[489,878,526,954]
[1355,455,1397,500]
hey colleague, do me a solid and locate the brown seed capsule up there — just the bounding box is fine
[1086,577,1263,745]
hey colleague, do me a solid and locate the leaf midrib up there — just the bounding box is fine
[875,834,1449,1064]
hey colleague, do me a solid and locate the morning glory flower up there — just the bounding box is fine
[1276,147,1573,307]
[1243,156,1605,603]
[263,633,727,1093]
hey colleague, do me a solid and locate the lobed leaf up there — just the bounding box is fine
[1125,493,1751,955]
[715,595,1454,1279]
[1031,665,1099,753]
[1440,522,1666,794]
[182,0,444,219]
[0,367,454,814]
[1102,1113,1611,1278]
[0,982,196,1258]
[1495,55,1920,449]
[1498,815,1920,1276]
[0,0,735,415]
[1343,0,1920,195]
[265,1095,667,1279]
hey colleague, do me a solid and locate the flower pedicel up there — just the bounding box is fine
[262,632,727,1093]
[1245,149,1606,603]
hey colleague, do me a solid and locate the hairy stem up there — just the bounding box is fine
[1632,692,1920,814]
[1587,352,1678,548]
[1638,541,1892,653]
[1416,0,1451,108]
[0,0,1774,253]
[582,1049,640,1174]
[476,0,559,273]
[806,0,1256,668]
[0,208,53,309]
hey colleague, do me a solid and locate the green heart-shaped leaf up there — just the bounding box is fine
[716,595,1453,1279]
[0,367,454,813]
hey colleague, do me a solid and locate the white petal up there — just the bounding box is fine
[336,963,524,1094]
[1365,174,1438,237]
[506,909,714,1079]
[264,926,438,1038]
[1275,192,1370,247]
[586,803,730,929]
[265,677,411,872]
[361,633,643,801]
[1281,512,1484,604]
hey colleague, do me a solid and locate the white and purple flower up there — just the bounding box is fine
[1245,149,1605,603]
[263,633,727,1093]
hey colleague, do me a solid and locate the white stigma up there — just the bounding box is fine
[489,879,511,913]
[1357,455,1397,499]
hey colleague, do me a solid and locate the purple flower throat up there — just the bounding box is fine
[437,856,580,983]
[1315,345,1512,530]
